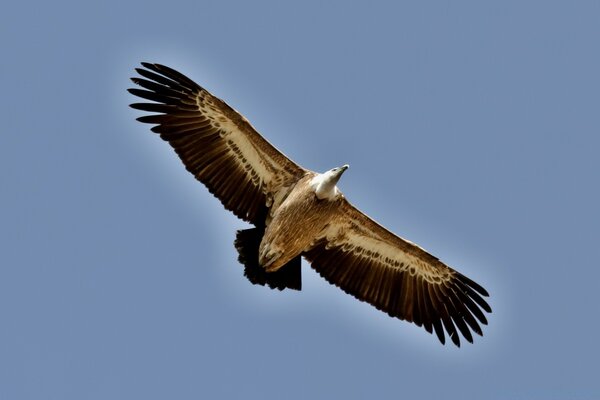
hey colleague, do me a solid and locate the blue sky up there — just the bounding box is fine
[2,1,599,399]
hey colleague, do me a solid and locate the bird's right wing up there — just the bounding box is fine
[304,199,491,347]
[129,63,306,224]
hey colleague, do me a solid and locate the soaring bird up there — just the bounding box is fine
[129,63,491,347]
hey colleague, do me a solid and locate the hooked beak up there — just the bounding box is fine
[333,164,349,177]
[333,164,349,180]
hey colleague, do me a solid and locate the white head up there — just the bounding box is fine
[312,164,349,200]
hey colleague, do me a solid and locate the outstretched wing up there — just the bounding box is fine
[129,63,306,224]
[304,199,491,347]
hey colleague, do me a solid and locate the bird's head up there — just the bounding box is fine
[327,164,349,183]
[312,164,349,200]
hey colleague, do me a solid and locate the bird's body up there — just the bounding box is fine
[260,172,342,272]
[129,62,492,347]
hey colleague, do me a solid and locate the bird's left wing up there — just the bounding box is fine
[129,63,306,224]
[303,199,491,347]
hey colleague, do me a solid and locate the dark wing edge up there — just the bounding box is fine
[303,200,491,347]
[128,62,306,224]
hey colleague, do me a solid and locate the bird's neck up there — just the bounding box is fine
[311,173,341,200]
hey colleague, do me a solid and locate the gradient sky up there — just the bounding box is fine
[2,1,599,399]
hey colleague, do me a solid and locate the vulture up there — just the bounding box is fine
[128,62,491,347]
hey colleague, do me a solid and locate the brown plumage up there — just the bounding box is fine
[129,62,492,347]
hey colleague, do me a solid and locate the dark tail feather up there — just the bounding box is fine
[234,227,302,291]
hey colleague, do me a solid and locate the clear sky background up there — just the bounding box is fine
[2,1,599,399]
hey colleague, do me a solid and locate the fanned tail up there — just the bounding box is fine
[234,227,302,291]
